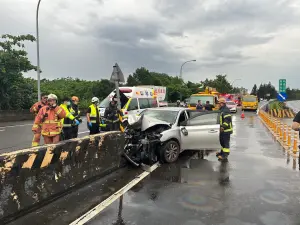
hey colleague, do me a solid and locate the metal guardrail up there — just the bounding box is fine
[287,100,300,114]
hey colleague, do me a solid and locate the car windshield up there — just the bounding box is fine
[99,97,110,108]
[243,97,257,102]
[189,96,214,105]
[226,102,236,105]
[141,110,179,124]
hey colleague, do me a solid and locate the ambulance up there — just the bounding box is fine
[99,86,164,130]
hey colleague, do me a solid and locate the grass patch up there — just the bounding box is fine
[269,101,283,110]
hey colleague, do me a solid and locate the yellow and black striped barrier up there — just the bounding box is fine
[259,110,299,155]
[269,109,295,118]
[0,131,125,221]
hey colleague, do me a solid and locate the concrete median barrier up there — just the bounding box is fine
[0,131,125,223]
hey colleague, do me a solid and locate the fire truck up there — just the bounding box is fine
[188,87,221,110]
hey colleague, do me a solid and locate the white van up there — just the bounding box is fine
[99,86,162,129]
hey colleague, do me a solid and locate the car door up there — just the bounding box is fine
[180,112,220,150]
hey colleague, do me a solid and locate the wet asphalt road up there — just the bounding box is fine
[0,118,89,153]
[86,111,300,225]
[8,111,300,225]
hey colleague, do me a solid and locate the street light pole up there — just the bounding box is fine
[179,59,196,79]
[178,59,196,101]
[36,0,42,101]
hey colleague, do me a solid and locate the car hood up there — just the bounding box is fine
[127,114,171,131]
[227,105,236,108]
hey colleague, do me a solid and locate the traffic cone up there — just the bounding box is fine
[241,111,245,119]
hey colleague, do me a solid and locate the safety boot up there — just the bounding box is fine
[216,150,223,157]
[218,152,229,161]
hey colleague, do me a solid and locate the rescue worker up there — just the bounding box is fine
[104,98,123,131]
[196,100,204,111]
[216,98,233,161]
[86,97,100,135]
[32,94,69,144]
[60,97,80,140]
[204,100,214,111]
[292,110,300,141]
[70,96,82,138]
[30,93,48,146]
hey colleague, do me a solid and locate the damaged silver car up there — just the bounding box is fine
[123,107,221,167]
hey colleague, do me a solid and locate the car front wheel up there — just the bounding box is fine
[160,140,180,163]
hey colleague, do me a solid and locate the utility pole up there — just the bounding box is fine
[36,0,42,101]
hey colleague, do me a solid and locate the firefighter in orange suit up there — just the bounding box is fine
[32,94,67,144]
[30,93,48,146]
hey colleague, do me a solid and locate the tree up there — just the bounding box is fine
[257,82,277,99]
[250,84,257,95]
[200,74,233,93]
[0,34,37,110]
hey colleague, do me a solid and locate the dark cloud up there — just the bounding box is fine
[1,0,300,89]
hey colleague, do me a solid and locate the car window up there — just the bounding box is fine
[178,111,187,126]
[185,112,219,126]
[127,98,138,111]
[139,98,150,109]
[149,99,158,108]
[186,110,202,118]
[141,109,179,124]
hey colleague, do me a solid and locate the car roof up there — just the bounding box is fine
[145,107,185,112]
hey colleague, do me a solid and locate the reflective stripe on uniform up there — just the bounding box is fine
[41,131,61,135]
[56,108,62,114]
[222,148,230,153]
[44,120,60,124]
[32,142,39,147]
[32,124,39,128]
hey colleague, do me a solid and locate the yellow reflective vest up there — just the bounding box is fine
[60,104,75,127]
[88,104,99,124]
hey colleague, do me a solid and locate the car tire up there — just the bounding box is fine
[160,140,180,163]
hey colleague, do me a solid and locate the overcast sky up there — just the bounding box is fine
[1,0,300,90]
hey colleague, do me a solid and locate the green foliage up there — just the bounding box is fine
[286,88,300,100]
[126,67,198,101]
[269,101,282,110]
[39,77,115,109]
[256,82,277,99]
[251,84,257,95]
[0,34,37,110]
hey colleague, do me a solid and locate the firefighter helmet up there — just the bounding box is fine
[92,97,99,103]
[48,94,58,100]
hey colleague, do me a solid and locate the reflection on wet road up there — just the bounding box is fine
[87,112,300,225]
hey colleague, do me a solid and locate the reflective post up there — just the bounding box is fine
[293,132,298,154]
[288,126,292,147]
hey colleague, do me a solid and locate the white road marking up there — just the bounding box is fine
[69,162,160,225]
[0,129,5,132]
[78,131,89,134]
[0,124,33,129]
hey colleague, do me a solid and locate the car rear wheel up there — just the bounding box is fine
[160,140,180,163]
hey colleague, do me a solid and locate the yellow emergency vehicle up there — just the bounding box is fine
[241,95,258,111]
[188,87,220,110]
